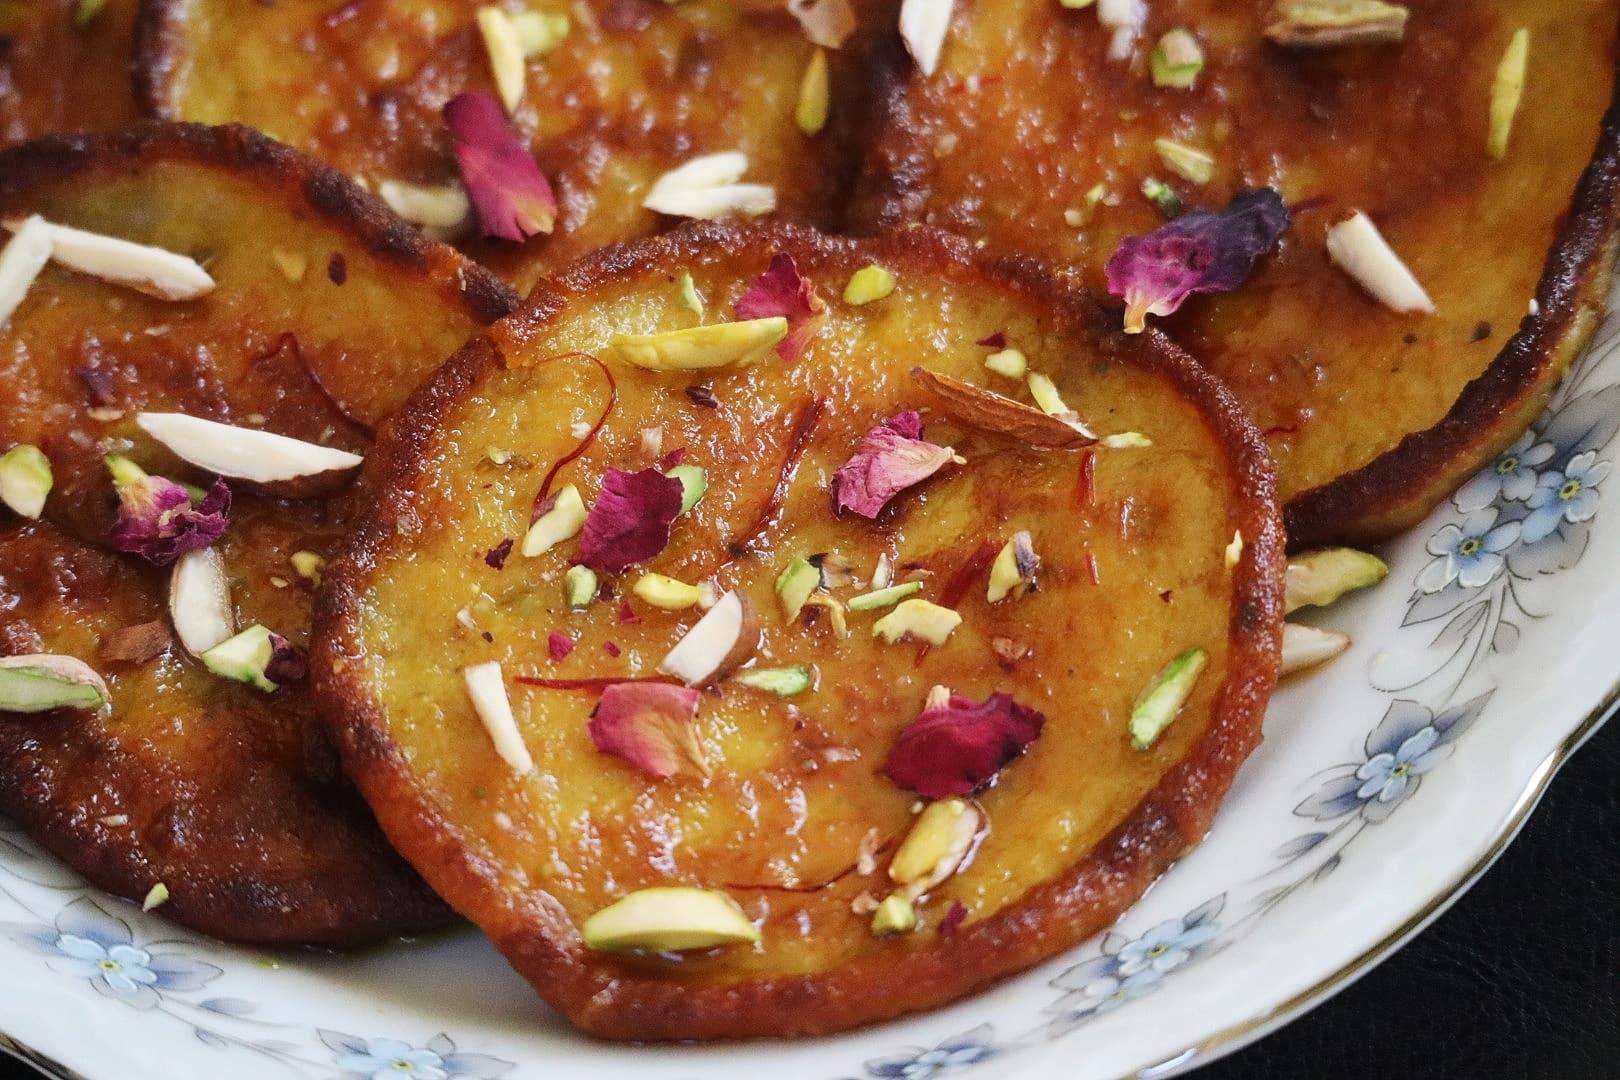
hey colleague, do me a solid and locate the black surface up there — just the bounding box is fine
[6,720,1619,1080]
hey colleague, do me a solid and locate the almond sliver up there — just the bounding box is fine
[0,216,54,326]
[2,216,214,301]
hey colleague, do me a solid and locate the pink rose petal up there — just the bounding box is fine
[548,631,575,661]
[589,682,707,778]
[444,91,558,242]
[882,691,1046,798]
[578,467,686,573]
[263,632,309,686]
[830,411,957,519]
[734,253,827,362]
[107,465,231,567]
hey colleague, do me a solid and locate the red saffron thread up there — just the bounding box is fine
[725,396,827,557]
[252,332,376,440]
[514,674,682,691]
[532,351,618,513]
[1085,550,1100,585]
[1072,449,1096,509]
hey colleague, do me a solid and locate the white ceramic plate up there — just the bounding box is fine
[5,287,1620,1080]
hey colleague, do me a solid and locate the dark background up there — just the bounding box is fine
[7,717,1619,1080]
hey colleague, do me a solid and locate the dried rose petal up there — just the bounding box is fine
[734,253,826,362]
[485,537,514,569]
[263,633,308,686]
[882,691,1045,798]
[106,458,230,566]
[617,600,641,624]
[685,385,719,409]
[588,682,707,778]
[444,92,557,242]
[830,411,958,519]
[548,631,575,661]
[1105,188,1290,333]
[938,900,969,937]
[98,620,172,664]
[603,641,622,657]
[660,448,688,470]
[975,332,1007,349]
[578,467,686,573]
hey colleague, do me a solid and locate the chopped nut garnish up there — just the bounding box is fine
[0,216,53,327]
[870,894,918,936]
[377,179,472,231]
[1286,548,1389,612]
[1140,177,1184,218]
[1225,530,1245,568]
[643,152,777,220]
[872,599,961,646]
[290,550,326,585]
[732,665,816,696]
[797,48,831,135]
[890,798,982,899]
[141,882,170,912]
[1264,0,1409,47]
[844,264,898,305]
[633,573,704,610]
[1281,622,1351,675]
[463,661,535,773]
[0,444,52,519]
[677,271,704,316]
[3,215,214,301]
[983,348,1027,379]
[848,581,924,612]
[511,10,569,57]
[270,247,308,283]
[802,594,849,637]
[1151,29,1205,89]
[0,654,108,713]
[522,484,587,557]
[1130,648,1207,750]
[1154,139,1215,185]
[914,367,1093,447]
[1489,29,1530,160]
[986,532,1037,603]
[1326,211,1435,314]
[608,319,789,371]
[581,887,759,952]
[899,0,954,77]
[476,7,527,114]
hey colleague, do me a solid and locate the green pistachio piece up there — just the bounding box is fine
[677,270,704,317]
[775,557,821,621]
[633,573,704,611]
[73,0,107,29]
[1129,647,1208,750]
[666,464,707,514]
[843,265,898,306]
[847,581,924,612]
[200,625,283,693]
[797,47,831,135]
[1026,372,1072,417]
[872,599,961,646]
[581,887,761,953]
[731,665,816,697]
[1141,177,1184,218]
[511,10,569,57]
[1285,548,1388,613]
[1264,0,1408,47]
[607,318,788,371]
[984,348,1028,379]
[0,444,53,519]
[1153,139,1215,186]
[0,654,108,713]
[1151,29,1205,89]
[565,564,599,608]
[870,894,918,936]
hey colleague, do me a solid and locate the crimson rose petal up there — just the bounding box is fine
[106,456,231,566]
[883,691,1046,798]
[734,253,827,362]
[577,467,685,573]
[589,682,707,778]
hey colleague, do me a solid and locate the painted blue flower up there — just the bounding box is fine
[863,1024,996,1079]
[1522,451,1610,543]
[1416,508,1520,593]
[334,1038,448,1080]
[1296,694,1489,825]
[1,896,221,1010]
[1353,725,1444,805]
[321,1031,515,1080]
[1455,430,1555,511]
[1114,914,1219,977]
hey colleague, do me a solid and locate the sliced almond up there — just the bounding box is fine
[1098,0,1146,60]
[899,0,953,76]
[0,216,54,327]
[169,546,235,656]
[463,661,535,774]
[476,6,527,115]
[657,591,759,686]
[135,412,364,488]
[3,216,213,301]
[377,180,472,231]
[912,368,1095,448]
[1325,212,1435,315]
[788,0,856,47]
[642,153,778,220]
[1280,622,1351,675]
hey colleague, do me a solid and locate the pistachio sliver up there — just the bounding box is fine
[870,894,918,936]
[608,318,788,371]
[844,264,898,305]
[796,47,831,135]
[1264,0,1408,47]
[911,368,1095,448]
[564,564,598,608]
[665,464,707,514]
[1153,139,1215,186]
[1129,647,1207,750]
[986,531,1038,603]
[633,573,704,611]
[0,654,109,713]
[775,557,821,621]
[1488,29,1530,161]
[511,10,568,57]
[847,581,924,612]
[581,887,760,953]
[890,797,981,897]
[0,444,53,519]
[1151,29,1205,88]
[872,599,961,646]
[731,665,816,697]
[1286,548,1389,612]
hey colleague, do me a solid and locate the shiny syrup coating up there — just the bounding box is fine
[0,0,141,149]
[139,0,897,289]
[854,0,1620,544]
[316,223,1284,1038]
[0,126,517,944]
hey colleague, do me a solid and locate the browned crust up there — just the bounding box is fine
[851,22,1620,550]
[1282,52,1620,547]
[0,123,519,324]
[129,0,182,121]
[313,220,1286,1039]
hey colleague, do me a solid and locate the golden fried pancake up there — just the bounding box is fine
[136,0,895,290]
[854,0,1620,546]
[314,223,1283,1038]
[1,0,141,148]
[0,124,519,944]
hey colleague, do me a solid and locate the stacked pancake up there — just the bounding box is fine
[0,0,1613,1039]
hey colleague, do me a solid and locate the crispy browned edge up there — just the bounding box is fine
[129,0,182,119]
[0,122,525,946]
[851,19,1620,550]
[0,122,519,324]
[311,220,1286,1039]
